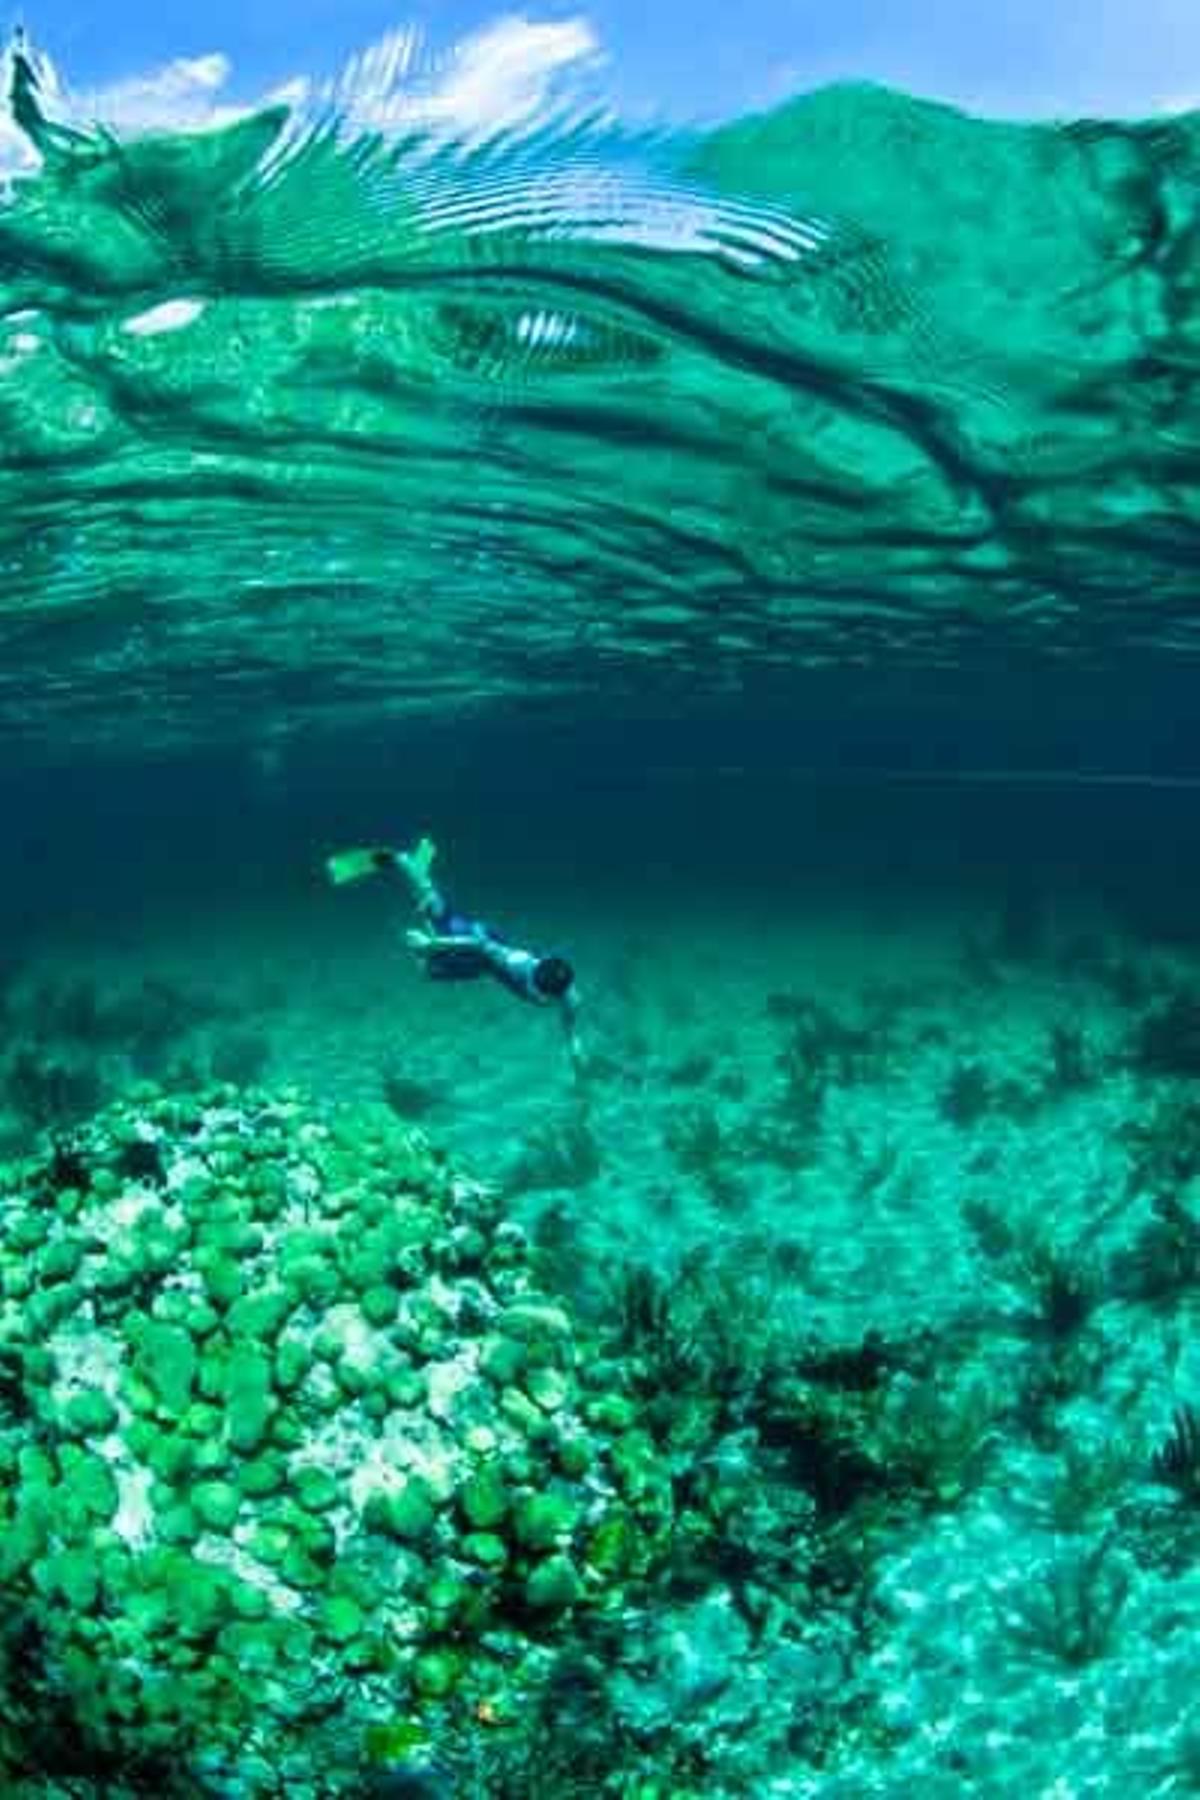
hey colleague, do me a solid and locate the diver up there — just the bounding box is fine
[327,836,582,1070]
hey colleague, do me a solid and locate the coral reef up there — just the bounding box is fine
[0,1080,946,1797]
[0,1084,682,1795]
[13,896,1200,1797]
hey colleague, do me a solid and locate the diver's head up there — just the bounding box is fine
[533,955,574,999]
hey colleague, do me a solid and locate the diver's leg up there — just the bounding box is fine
[394,836,445,919]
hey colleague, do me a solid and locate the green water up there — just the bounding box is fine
[3,47,1199,751]
[7,35,1200,1800]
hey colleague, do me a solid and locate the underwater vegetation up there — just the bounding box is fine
[0,1081,691,1794]
[0,1077,917,1796]
[8,910,1200,1794]
[996,1535,1133,1670]
[7,821,1200,1798]
[1,1034,1086,1797]
[1149,1404,1200,1502]
[0,968,273,1142]
[1132,987,1200,1079]
[1,2,1200,1787]
[767,988,896,1140]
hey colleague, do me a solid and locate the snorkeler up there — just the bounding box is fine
[326,836,582,1069]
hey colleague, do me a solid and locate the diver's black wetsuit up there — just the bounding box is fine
[420,895,568,1010]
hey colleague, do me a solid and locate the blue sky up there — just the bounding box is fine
[14,0,1200,124]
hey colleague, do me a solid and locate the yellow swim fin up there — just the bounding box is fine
[326,846,392,886]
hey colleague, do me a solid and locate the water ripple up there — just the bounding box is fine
[0,25,1196,749]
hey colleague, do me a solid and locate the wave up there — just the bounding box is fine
[0,22,1197,751]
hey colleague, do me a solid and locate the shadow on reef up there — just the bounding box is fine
[0,1610,216,1798]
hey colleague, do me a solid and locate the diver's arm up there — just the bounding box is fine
[560,989,586,1080]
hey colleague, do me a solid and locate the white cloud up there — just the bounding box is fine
[403,16,601,133]
[0,17,824,273]
[1156,92,1200,115]
[76,52,235,130]
[4,15,603,155]
[0,112,36,182]
[0,16,610,191]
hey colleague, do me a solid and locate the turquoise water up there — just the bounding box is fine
[3,25,1200,1799]
[0,38,1199,750]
